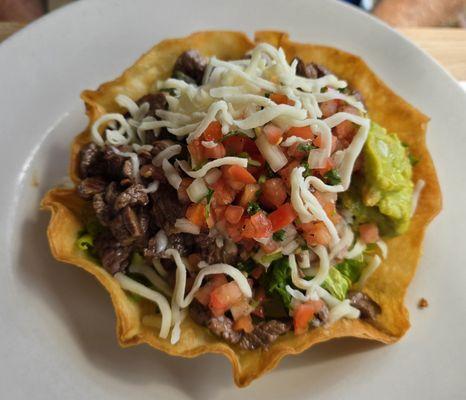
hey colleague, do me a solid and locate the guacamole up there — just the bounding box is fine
[342,123,413,236]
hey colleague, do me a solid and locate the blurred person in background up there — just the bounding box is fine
[0,0,465,27]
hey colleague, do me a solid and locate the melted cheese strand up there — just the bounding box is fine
[92,113,134,146]
[290,167,340,245]
[328,299,360,323]
[177,157,247,178]
[128,263,172,297]
[152,144,182,167]
[356,255,382,289]
[114,273,171,338]
[289,245,329,290]
[111,147,140,183]
[162,159,182,189]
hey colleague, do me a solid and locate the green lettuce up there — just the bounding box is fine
[322,258,366,300]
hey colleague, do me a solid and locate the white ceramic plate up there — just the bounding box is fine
[1,0,465,398]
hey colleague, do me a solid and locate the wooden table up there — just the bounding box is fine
[1,22,465,80]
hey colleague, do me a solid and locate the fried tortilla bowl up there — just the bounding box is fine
[41,31,441,387]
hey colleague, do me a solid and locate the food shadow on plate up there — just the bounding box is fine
[15,139,384,399]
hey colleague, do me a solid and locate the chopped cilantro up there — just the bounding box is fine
[301,161,312,177]
[237,258,256,273]
[272,229,286,242]
[264,92,271,98]
[324,169,342,185]
[297,143,316,152]
[247,202,261,215]
[258,175,267,184]
[204,188,215,218]
[260,257,292,308]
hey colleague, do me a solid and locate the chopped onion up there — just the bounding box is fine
[201,141,218,148]
[255,133,288,172]
[186,178,209,203]
[174,218,201,235]
[154,229,168,253]
[162,159,182,189]
[282,240,299,255]
[281,136,311,147]
[204,168,222,185]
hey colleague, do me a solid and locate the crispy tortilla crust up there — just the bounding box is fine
[41,31,441,387]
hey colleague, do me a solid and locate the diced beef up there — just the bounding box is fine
[77,177,107,199]
[194,234,239,265]
[122,206,144,238]
[78,143,102,178]
[151,184,186,232]
[173,50,207,85]
[311,302,329,328]
[94,233,132,275]
[93,193,111,226]
[122,159,133,180]
[167,233,195,256]
[151,140,175,157]
[239,320,290,350]
[348,291,381,320]
[294,57,332,79]
[103,146,125,180]
[189,300,212,327]
[137,93,168,118]
[114,184,149,211]
[104,182,120,206]
[140,164,165,181]
[207,315,242,344]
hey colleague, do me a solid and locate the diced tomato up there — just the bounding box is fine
[188,140,205,166]
[319,99,340,118]
[186,203,206,227]
[359,223,379,244]
[293,300,324,335]
[226,220,244,243]
[209,281,243,316]
[202,121,223,142]
[187,253,202,270]
[203,143,226,159]
[225,179,246,191]
[313,133,338,153]
[259,178,287,210]
[270,93,295,106]
[278,160,300,189]
[268,203,297,232]
[301,221,331,246]
[233,315,254,333]
[287,142,307,161]
[212,204,227,220]
[333,105,360,143]
[223,135,246,154]
[206,211,215,229]
[314,157,335,176]
[225,205,244,224]
[285,126,314,140]
[195,274,228,306]
[239,183,260,208]
[223,165,257,184]
[230,298,253,320]
[240,238,256,252]
[243,211,273,239]
[177,178,193,204]
[212,179,236,205]
[255,287,267,303]
[263,123,284,145]
[250,265,265,280]
[314,192,341,224]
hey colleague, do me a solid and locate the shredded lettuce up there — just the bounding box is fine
[322,258,366,300]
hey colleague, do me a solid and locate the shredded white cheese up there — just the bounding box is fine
[162,159,182,189]
[114,273,171,338]
[177,157,247,178]
[152,144,182,167]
